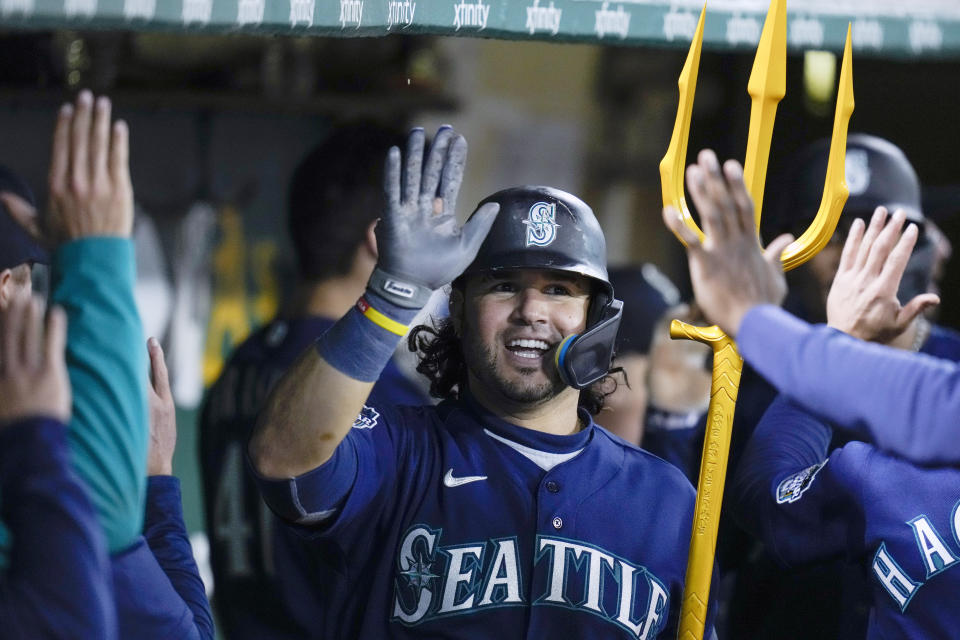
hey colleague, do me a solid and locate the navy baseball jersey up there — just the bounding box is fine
[0,418,115,639]
[732,395,960,638]
[921,322,960,361]
[255,393,716,639]
[199,316,428,639]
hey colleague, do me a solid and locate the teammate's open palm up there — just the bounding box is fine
[0,299,70,427]
[826,207,940,343]
[0,91,133,248]
[377,126,498,292]
[663,149,793,337]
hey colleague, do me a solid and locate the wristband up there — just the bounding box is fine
[315,290,420,382]
[356,297,408,336]
[367,266,434,309]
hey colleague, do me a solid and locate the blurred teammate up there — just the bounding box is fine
[724,134,960,637]
[250,126,716,638]
[601,266,711,480]
[3,92,213,639]
[113,336,214,638]
[199,122,429,639]
[0,165,47,306]
[666,148,959,638]
[774,134,959,357]
[0,298,115,639]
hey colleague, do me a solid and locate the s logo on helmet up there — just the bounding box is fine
[845,149,871,196]
[523,202,560,247]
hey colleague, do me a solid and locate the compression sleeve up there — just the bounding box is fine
[144,476,214,640]
[730,395,867,566]
[738,304,960,466]
[52,237,148,553]
[0,418,116,640]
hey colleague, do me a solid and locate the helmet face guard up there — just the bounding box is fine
[459,186,622,390]
[555,294,623,390]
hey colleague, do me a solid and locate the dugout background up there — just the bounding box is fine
[0,24,959,635]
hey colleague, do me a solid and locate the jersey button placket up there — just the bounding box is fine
[552,516,563,530]
[546,480,560,493]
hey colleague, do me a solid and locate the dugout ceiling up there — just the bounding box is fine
[0,1,958,59]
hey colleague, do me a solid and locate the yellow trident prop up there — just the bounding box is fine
[659,2,855,639]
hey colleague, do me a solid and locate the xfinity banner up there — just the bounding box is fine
[0,0,959,58]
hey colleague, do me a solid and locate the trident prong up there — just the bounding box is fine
[781,25,856,270]
[659,3,706,245]
[743,0,787,229]
[660,4,855,640]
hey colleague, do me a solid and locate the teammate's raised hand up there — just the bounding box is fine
[371,126,498,306]
[662,149,793,337]
[146,337,177,476]
[0,91,133,248]
[0,298,70,427]
[826,207,940,344]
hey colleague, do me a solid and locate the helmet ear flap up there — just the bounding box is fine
[555,296,623,390]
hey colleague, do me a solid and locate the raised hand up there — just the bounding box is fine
[146,337,177,476]
[0,90,133,247]
[371,126,498,307]
[0,299,70,427]
[826,207,940,344]
[662,149,794,337]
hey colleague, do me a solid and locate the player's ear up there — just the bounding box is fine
[0,269,13,310]
[364,220,379,260]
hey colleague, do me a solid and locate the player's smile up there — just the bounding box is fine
[455,268,590,405]
[503,336,555,365]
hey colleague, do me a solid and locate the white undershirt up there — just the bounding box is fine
[483,428,584,472]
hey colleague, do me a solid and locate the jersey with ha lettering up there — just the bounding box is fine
[732,395,960,639]
[255,393,716,639]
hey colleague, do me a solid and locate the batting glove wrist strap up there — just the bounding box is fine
[315,290,419,382]
[367,266,433,309]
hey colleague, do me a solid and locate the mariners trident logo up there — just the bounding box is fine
[523,202,560,247]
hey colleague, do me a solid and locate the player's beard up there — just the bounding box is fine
[459,329,566,405]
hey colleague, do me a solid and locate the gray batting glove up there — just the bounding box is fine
[369,126,499,308]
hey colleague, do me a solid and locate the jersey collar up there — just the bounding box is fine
[459,391,594,455]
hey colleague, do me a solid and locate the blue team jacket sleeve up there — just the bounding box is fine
[0,418,116,640]
[738,305,960,466]
[730,395,867,567]
[143,476,214,640]
[52,238,148,553]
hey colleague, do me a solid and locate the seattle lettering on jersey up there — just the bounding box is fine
[872,499,960,611]
[392,525,668,639]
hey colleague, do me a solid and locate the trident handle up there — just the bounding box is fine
[670,322,741,639]
[659,3,855,640]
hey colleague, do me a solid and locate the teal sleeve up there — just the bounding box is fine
[52,237,148,554]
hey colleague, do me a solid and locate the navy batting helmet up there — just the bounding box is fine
[0,164,47,272]
[458,186,622,390]
[775,134,932,304]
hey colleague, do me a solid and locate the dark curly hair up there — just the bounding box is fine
[407,318,620,416]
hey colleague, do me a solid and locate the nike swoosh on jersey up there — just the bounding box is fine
[443,468,488,488]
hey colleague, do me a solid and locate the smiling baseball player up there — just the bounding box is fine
[249,126,716,639]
